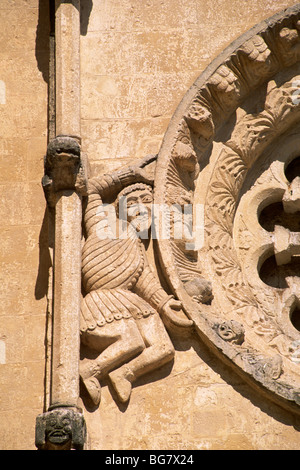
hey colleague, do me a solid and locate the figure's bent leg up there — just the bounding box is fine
[80,318,145,404]
[109,314,175,403]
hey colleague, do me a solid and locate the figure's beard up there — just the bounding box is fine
[129,214,151,239]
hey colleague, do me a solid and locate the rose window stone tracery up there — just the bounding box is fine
[258,156,300,333]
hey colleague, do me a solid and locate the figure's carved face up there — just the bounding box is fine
[120,189,153,236]
[216,321,245,345]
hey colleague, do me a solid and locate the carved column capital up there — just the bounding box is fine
[35,406,86,451]
[42,135,87,205]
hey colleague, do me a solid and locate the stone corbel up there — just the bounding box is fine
[42,135,87,206]
[35,405,86,451]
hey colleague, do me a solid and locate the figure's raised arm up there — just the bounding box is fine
[84,155,156,237]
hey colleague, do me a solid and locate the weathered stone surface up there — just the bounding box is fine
[1,0,300,452]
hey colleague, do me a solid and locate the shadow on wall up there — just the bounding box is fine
[81,0,93,36]
[34,0,94,300]
[34,0,52,305]
[35,0,51,85]
[35,209,53,301]
[35,0,94,84]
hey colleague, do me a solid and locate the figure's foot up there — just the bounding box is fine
[82,376,101,406]
[109,367,133,403]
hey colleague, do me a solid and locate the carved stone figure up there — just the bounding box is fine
[80,156,193,405]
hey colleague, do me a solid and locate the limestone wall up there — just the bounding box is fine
[80,0,299,175]
[0,0,299,450]
[0,0,49,450]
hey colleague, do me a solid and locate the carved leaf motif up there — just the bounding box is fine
[207,65,241,112]
[218,151,247,178]
[227,112,275,165]
[211,246,241,279]
[266,85,295,119]
[236,305,261,325]
[269,333,300,359]
[254,290,278,318]
[206,210,233,243]
[235,305,277,337]
[227,78,300,166]
[227,282,254,305]
[208,65,239,92]
[210,182,236,216]
[209,152,247,216]
[252,318,278,337]
[239,35,271,63]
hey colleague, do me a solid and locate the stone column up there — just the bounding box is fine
[35,138,87,451]
[36,0,87,450]
[55,0,81,139]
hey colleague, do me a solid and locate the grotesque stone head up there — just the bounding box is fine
[35,407,86,450]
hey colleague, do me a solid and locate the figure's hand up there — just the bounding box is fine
[161,298,193,329]
[129,154,157,186]
[129,165,154,186]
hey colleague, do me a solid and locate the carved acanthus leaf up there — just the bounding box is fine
[277,22,300,66]
[184,99,214,140]
[208,150,247,217]
[239,35,271,64]
[206,65,241,112]
[227,78,300,165]
[234,305,278,338]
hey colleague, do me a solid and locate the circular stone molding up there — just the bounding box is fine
[154,4,300,415]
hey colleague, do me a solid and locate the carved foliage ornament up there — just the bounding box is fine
[154,5,300,414]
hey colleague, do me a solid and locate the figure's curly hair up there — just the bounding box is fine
[115,183,153,220]
[115,183,153,207]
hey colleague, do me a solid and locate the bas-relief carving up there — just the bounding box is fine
[78,5,300,415]
[80,156,194,406]
[151,5,300,414]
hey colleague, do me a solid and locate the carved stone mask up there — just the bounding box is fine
[45,409,72,446]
